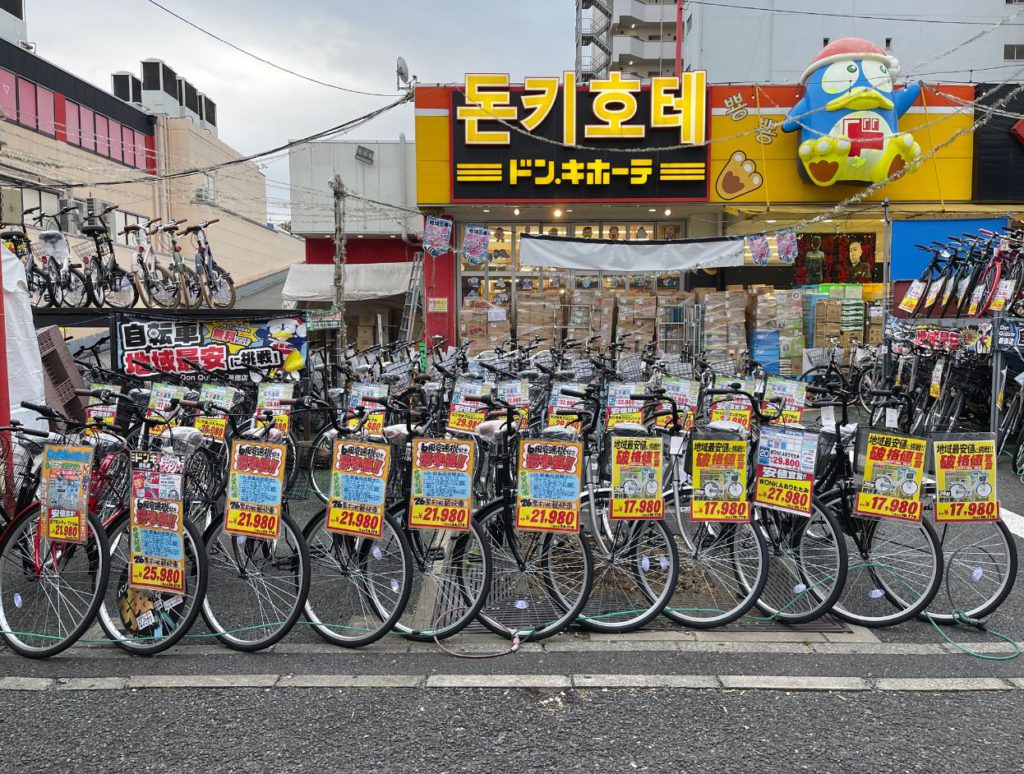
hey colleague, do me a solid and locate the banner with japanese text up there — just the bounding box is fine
[40,446,93,544]
[855,432,927,522]
[753,425,816,517]
[327,440,391,539]
[129,451,185,595]
[610,437,664,520]
[225,441,286,540]
[516,439,583,533]
[690,436,750,522]
[933,436,999,522]
[409,438,474,531]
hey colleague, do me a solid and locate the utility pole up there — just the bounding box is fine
[330,174,348,359]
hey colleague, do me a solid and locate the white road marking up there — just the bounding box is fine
[1000,507,1024,539]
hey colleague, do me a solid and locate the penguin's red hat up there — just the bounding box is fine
[801,37,899,83]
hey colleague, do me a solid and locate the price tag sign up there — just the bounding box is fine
[922,280,942,312]
[967,284,986,317]
[547,381,585,427]
[690,437,750,522]
[929,359,945,400]
[753,426,816,517]
[255,383,294,434]
[129,451,185,594]
[225,440,286,540]
[146,383,189,436]
[347,382,388,437]
[194,384,238,442]
[447,377,491,434]
[409,438,474,531]
[496,380,531,430]
[710,407,752,430]
[39,446,94,543]
[854,432,927,522]
[989,279,1016,312]
[84,383,118,430]
[610,437,664,519]
[898,280,926,313]
[658,377,700,431]
[765,377,807,425]
[606,382,645,429]
[933,437,999,522]
[327,440,391,538]
[515,439,583,534]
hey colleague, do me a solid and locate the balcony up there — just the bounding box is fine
[612,0,677,26]
[611,35,676,64]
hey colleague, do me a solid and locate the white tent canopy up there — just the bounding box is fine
[281,262,414,308]
[518,234,745,273]
[3,245,45,428]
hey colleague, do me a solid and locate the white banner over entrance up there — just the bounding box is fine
[518,234,745,273]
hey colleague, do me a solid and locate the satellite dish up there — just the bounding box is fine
[396,56,410,88]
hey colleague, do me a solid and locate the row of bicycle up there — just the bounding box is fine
[2,203,235,309]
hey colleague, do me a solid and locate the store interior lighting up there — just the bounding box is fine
[553,208,563,218]
[513,208,520,216]
[664,209,672,216]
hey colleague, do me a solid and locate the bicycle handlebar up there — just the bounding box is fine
[704,389,779,422]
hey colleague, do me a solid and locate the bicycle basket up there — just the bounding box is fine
[659,356,692,378]
[569,356,596,383]
[72,241,98,261]
[616,354,646,381]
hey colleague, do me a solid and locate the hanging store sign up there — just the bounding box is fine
[129,451,185,595]
[515,439,584,534]
[225,440,286,540]
[933,436,999,522]
[448,71,709,203]
[855,432,927,522]
[327,440,391,538]
[40,446,93,544]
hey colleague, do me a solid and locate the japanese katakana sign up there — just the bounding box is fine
[451,71,709,202]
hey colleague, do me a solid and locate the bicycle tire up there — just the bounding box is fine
[61,267,91,308]
[97,513,207,655]
[176,267,203,309]
[662,492,769,628]
[0,509,110,658]
[303,508,413,647]
[84,260,105,307]
[747,502,848,625]
[575,490,679,634]
[103,265,140,309]
[974,259,1002,317]
[1015,434,1024,478]
[28,267,55,307]
[475,503,594,642]
[924,520,1017,624]
[202,267,237,309]
[306,426,337,504]
[819,488,943,627]
[201,509,311,651]
[145,265,180,309]
[386,506,492,641]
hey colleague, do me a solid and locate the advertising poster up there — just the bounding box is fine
[606,382,645,429]
[795,233,877,285]
[463,224,490,266]
[347,382,388,436]
[39,446,94,544]
[690,437,750,522]
[753,425,817,517]
[409,438,474,531]
[424,215,454,257]
[255,383,294,434]
[447,377,492,434]
[610,437,664,520]
[129,451,185,595]
[225,441,286,540]
[765,377,807,425]
[146,383,190,436]
[658,377,700,431]
[193,384,239,442]
[116,315,307,380]
[933,437,999,522]
[709,381,757,430]
[547,381,585,427]
[327,440,391,538]
[515,439,583,534]
[855,432,927,522]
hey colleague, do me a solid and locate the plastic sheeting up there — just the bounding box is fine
[518,234,745,273]
[2,245,45,428]
[281,262,415,309]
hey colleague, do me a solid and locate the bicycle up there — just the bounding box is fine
[156,219,203,308]
[78,204,139,309]
[31,205,90,307]
[2,206,56,307]
[121,218,179,308]
[184,219,235,308]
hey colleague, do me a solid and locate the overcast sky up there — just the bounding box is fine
[25,0,576,218]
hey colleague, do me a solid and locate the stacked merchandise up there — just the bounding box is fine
[811,298,842,348]
[865,302,884,345]
[517,292,563,344]
[747,287,780,375]
[838,284,865,349]
[776,290,805,377]
[657,295,695,355]
[355,312,376,349]
[700,289,747,372]
[460,298,511,356]
[567,288,615,349]
[616,295,658,347]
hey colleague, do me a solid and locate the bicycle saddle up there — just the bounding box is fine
[0,228,24,240]
[541,425,579,441]
[80,223,107,237]
[477,418,513,442]
[609,423,648,437]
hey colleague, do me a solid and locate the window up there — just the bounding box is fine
[122,126,135,167]
[94,115,109,156]
[36,86,54,135]
[686,15,692,32]
[108,119,122,162]
[65,101,80,145]
[885,37,892,49]
[79,106,95,150]
[134,131,148,170]
[0,68,14,122]
[823,37,830,47]
[1006,44,1024,60]
[16,78,35,128]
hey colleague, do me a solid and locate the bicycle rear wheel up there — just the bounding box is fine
[28,267,55,307]
[303,508,412,647]
[202,267,236,309]
[925,520,1017,624]
[176,267,203,309]
[575,491,679,634]
[0,510,110,658]
[104,265,140,309]
[476,504,594,641]
[201,510,311,651]
[144,265,179,308]
[97,513,207,655]
[61,267,90,308]
[663,493,768,628]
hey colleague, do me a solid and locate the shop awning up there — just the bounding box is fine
[281,262,413,308]
[518,234,745,273]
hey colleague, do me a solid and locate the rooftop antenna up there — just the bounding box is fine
[396,56,414,91]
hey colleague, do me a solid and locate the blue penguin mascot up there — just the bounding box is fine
[782,37,922,186]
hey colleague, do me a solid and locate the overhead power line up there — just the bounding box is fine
[144,0,403,97]
[680,0,1023,27]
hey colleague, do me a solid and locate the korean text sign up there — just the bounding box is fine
[855,432,927,522]
[40,446,93,544]
[516,439,583,534]
[409,438,474,531]
[327,440,391,539]
[691,437,750,522]
[225,441,286,540]
[610,437,664,520]
[129,451,185,594]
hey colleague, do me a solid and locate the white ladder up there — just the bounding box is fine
[400,250,425,341]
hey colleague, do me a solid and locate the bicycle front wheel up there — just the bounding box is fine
[925,520,1017,624]
[576,491,679,633]
[476,504,594,642]
[303,508,412,647]
[61,267,91,308]
[145,265,180,308]
[104,265,140,309]
[28,267,55,307]
[176,267,204,308]
[201,510,311,651]
[0,510,110,658]
[97,514,207,655]
[202,267,236,309]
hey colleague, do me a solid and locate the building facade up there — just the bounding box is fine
[576,0,680,82]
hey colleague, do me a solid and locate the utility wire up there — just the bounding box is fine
[143,0,403,97]
[680,0,1024,27]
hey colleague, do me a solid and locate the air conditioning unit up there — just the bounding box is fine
[194,187,214,204]
[57,197,83,234]
[84,197,115,234]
